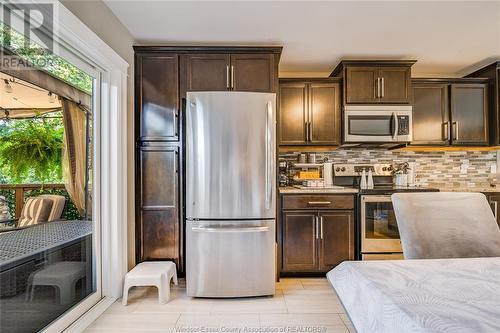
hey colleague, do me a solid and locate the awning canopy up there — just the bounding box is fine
[0,71,62,119]
[0,46,92,114]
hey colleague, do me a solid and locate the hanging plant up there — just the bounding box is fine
[0,116,64,183]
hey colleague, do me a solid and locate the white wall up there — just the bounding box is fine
[60,0,136,269]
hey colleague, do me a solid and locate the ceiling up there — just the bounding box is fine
[104,1,500,77]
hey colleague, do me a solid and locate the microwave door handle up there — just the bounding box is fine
[391,113,398,138]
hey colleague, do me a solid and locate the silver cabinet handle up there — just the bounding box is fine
[305,121,309,142]
[193,226,269,233]
[320,216,324,239]
[315,216,319,239]
[491,201,498,219]
[452,121,459,141]
[381,77,385,98]
[265,101,273,210]
[231,65,234,89]
[226,65,230,89]
[308,201,332,205]
[308,122,312,142]
[376,78,381,98]
[443,122,450,141]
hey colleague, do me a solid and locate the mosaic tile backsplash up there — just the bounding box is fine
[280,149,499,189]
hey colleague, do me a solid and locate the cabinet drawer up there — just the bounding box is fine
[282,195,354,210]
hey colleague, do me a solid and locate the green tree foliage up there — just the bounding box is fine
[0,22,92,94]
[0,116,64,183]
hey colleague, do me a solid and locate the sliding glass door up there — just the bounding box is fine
[0,8,102,331]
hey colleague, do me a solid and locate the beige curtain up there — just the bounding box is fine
[62,99,88,217]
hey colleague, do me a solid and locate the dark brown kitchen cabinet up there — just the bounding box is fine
[411,79,489,146]
[279,83,307,145]
[345,67,379,104]
[137,54,179,141]
[137,145,180,264]
[318,212,354,271]
[450,84,489,145]
[280,194,355,274]
[330,60,415,105]
[466,61,500,145]
[282,212,318,271]
[279,79,341,146]
[184,52,279,92]
[411,83,449,145]
[378,67,412,103]
[185,54,230,91]
[231,54,276,92]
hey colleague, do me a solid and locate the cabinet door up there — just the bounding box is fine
[282,212,318,271]
[345,67,379,104]
[231,54,276,92]
[138,146,179,262]
[185,54,230,91]
[412,84,450,145]
[450,84,489,145]
[279,83,308,145]
[487,194,500,228]
[319,212,354,271]
[379,67,411,104]
[309,83,341,145]
[138,54,179,141]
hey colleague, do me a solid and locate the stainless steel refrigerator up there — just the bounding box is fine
[186,91,276,298]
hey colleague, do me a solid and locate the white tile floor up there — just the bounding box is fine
[84,278,355,333]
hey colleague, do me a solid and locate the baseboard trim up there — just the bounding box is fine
[63,297,116,332]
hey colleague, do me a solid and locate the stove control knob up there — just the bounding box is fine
[382,167,387,171]
[341,167,346,172]
[387,166,393,171]
[335,167,341,172]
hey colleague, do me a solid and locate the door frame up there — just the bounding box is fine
[3,1,129,331]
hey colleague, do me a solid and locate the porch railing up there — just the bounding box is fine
[0,184,66,218]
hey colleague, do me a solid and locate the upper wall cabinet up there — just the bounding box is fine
[450,83,488,145]
[183,49,280,93]
[185,54,230,91]
[279,79,341,146]
[330,60,416,105]
[465,61,500,145]
[411,79,489,146]
[136,53,180,141]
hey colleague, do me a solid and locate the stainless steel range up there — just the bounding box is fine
[333,163,439,260]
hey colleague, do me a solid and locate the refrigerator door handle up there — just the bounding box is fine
[265,101,273,210]
[192,226,270,233]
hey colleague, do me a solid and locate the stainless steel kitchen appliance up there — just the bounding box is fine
[186,91,276,297]
[333,163,438,260]
[344,105,412,143]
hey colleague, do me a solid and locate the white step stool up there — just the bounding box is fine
[122,261,178,305]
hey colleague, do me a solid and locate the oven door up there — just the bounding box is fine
[361,195,403,254]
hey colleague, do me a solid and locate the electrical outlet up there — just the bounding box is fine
[491,164,497,174]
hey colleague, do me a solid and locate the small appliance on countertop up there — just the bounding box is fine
[333,163,439,260]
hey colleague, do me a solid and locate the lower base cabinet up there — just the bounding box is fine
[282,202,354,273]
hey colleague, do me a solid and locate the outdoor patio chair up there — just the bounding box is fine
[0,195,65,229]
[392,192,500,259]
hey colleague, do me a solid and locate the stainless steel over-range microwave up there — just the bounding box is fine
[344,105,413,143]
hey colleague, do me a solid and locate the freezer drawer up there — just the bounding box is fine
[186,220,276,297]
